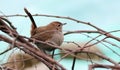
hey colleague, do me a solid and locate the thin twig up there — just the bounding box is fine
[1,14,120,70]
[82,34,120,57]
[0,18,66,70]
[89,64,120,70]
[72,53,77,70]
[0,17,16,30]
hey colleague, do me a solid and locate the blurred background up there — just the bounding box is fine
[0,0,120,70]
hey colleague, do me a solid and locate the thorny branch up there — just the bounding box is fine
[1,14,120,41]
[89,64,120,70]
[0,18,66,70]
[0,14,120,70]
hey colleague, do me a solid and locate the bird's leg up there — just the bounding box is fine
[52,50,55,58]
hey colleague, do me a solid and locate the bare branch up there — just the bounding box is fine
[0,18,66,70]
[89,64,120,70]
[1,14,120,70]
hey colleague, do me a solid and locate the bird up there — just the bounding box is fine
[31,21,65,51]
[24,8,65,52]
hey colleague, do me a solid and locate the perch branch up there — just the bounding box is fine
[89,64,120,70]
[0,18,66,70]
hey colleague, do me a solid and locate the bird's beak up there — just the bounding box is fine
[62,23,67,25]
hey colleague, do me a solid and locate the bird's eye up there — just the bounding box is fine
[58,24,61,27]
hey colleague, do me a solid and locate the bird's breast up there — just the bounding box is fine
[50,31,64,46]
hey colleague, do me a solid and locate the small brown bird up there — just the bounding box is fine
[31,21,64,51]
[24,8,65,51]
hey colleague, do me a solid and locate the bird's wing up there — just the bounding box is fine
[31,30,55,41]
[31,26,46,36]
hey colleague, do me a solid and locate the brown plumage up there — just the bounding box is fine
[31,21,64,51]
[24,8,64,51]
[24,8,37,36]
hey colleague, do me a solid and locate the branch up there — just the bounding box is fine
[1,14,120,42]
[64,30,98,35]
[1,14,120,70]
[89,64,120,70]
[0,18,66,70]
[0,17,16,30]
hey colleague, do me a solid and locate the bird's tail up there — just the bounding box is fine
[24,8,37,36]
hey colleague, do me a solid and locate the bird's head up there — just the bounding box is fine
[47,21,66,32]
